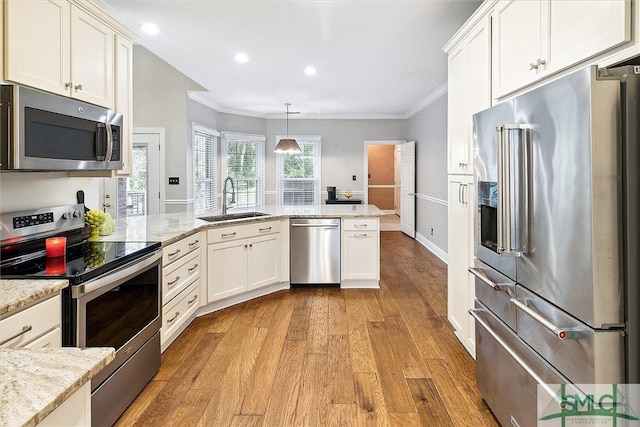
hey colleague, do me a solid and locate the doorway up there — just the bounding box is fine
[364,140,415,237]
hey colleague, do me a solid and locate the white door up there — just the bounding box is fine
[400,141,415,238]
[394,145,401,215]
[128,132,161,215]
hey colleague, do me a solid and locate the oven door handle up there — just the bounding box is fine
[72,250,162,298]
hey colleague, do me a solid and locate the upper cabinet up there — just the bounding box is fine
[5,0,115,108]
[445,12,491,175]
[492,0,631,99]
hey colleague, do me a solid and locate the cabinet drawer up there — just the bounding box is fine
[163,233,201,266]
[343,217,378,231]
[23,327,62,349]
[162,250,200,303]
[161,280,200,343]
[0,295,61,348]
[207,224,251,243]
[246,220,280,236]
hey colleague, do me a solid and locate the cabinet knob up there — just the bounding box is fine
[65,82,72,89]
[74,84,83,91]
[529,62,539,70]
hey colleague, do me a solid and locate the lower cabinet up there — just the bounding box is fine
[447,175,476,356]
[160,232,202,350]
[341,217,380,287]
[0,294,61,349]
[207,221,281,302]
[38,382,91,427]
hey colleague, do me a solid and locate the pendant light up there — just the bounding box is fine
[274,103,301,153]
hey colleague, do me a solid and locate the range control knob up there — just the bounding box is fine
[62,211,72,219]
[72,210,83,218]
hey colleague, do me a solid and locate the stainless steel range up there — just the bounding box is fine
[469,65,639,426]
[0,204,162,427]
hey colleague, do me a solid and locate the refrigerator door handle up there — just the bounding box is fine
[468,267,515,296]
[510,298,580,340]
[497,124,529,257]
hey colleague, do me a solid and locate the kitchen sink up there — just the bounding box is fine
[199,211,270,222]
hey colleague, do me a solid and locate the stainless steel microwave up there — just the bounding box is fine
[0,85,123,171]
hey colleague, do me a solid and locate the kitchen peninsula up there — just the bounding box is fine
[102,204,384,351]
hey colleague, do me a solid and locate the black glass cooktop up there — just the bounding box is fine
[1,240,161,285]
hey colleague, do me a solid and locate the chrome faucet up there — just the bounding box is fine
[222,176,236,214]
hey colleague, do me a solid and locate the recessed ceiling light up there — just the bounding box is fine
[140,23,160,35]
[234,53,250,63]
[304,67,317,76]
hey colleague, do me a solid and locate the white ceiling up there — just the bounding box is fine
[98,0,481,118]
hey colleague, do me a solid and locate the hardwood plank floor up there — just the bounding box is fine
[115,232,499,427]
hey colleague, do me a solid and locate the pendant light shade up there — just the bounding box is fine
[274,103,301,153]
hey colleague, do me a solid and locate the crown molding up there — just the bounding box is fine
[404,82,448,118]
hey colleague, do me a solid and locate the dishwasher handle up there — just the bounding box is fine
[291,223,340,228]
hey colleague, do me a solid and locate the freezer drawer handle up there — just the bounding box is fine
[510,298,578,340]
[469,308,560,401]
[468,267,514,296]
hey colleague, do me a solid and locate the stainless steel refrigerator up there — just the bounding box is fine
[469,65,639,426]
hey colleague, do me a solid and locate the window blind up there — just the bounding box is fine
[193,125,219,214]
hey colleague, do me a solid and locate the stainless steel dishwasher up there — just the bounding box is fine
[290,218,341,285]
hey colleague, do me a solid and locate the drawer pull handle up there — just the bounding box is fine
[510,298,579,340]
[259,227,272,232]
[0,325,33,346]
[188,295,198,305]
[188,240,199,248]
[168,249,181,258]
[188,264,199,273]
[354,224,368,228]
[222,232,237,238]
[468,267,515,297]
[167,276,181,287]
[354,233,369,238]
[167,312,180,323]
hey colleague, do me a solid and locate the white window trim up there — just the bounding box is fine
[276,135,322,205]
[221,132,266,207]
[192,123,220,214]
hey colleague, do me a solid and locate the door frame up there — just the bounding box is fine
[133,127,165,215]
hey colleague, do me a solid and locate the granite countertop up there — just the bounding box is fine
[0,347,115,427]
[0,280,68,317]
[101,204,385,246]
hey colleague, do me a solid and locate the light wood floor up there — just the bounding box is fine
[115,232,499,427]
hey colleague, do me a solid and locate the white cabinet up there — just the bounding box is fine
[207,221,282,302]
[0,294,61,349]
[492,0,631,98]
[114,34,133,176]
[5,0,114,107]
[38,382,90,427]
[161,233,202,350]
[447,176,475,356]
[341,217,380,287]
[445,14,491,175]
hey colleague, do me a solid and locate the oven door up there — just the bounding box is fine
[72,250,161,386]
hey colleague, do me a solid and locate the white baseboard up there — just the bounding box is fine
[415,232,448,264]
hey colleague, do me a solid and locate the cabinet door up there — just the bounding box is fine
[247,234,280,290]
[207,240,248,302]
[342,232,379,281]
[447,177,475,355]
[447,42,469,174]
[5,0,71,96]
[115,34,133,176]
[492,0,543,98]
[70,6,114,107]
[547,0,631,74]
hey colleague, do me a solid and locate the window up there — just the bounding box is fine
[276,136,321,205]
[193,124,219,214]
[221,133,265,208]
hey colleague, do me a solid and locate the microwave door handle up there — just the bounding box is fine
[96,123,107,161]
[105,123,113,162]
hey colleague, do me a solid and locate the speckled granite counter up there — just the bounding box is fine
[0,279,68,317]
[0,347,115,427]
[101,204,385,246]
